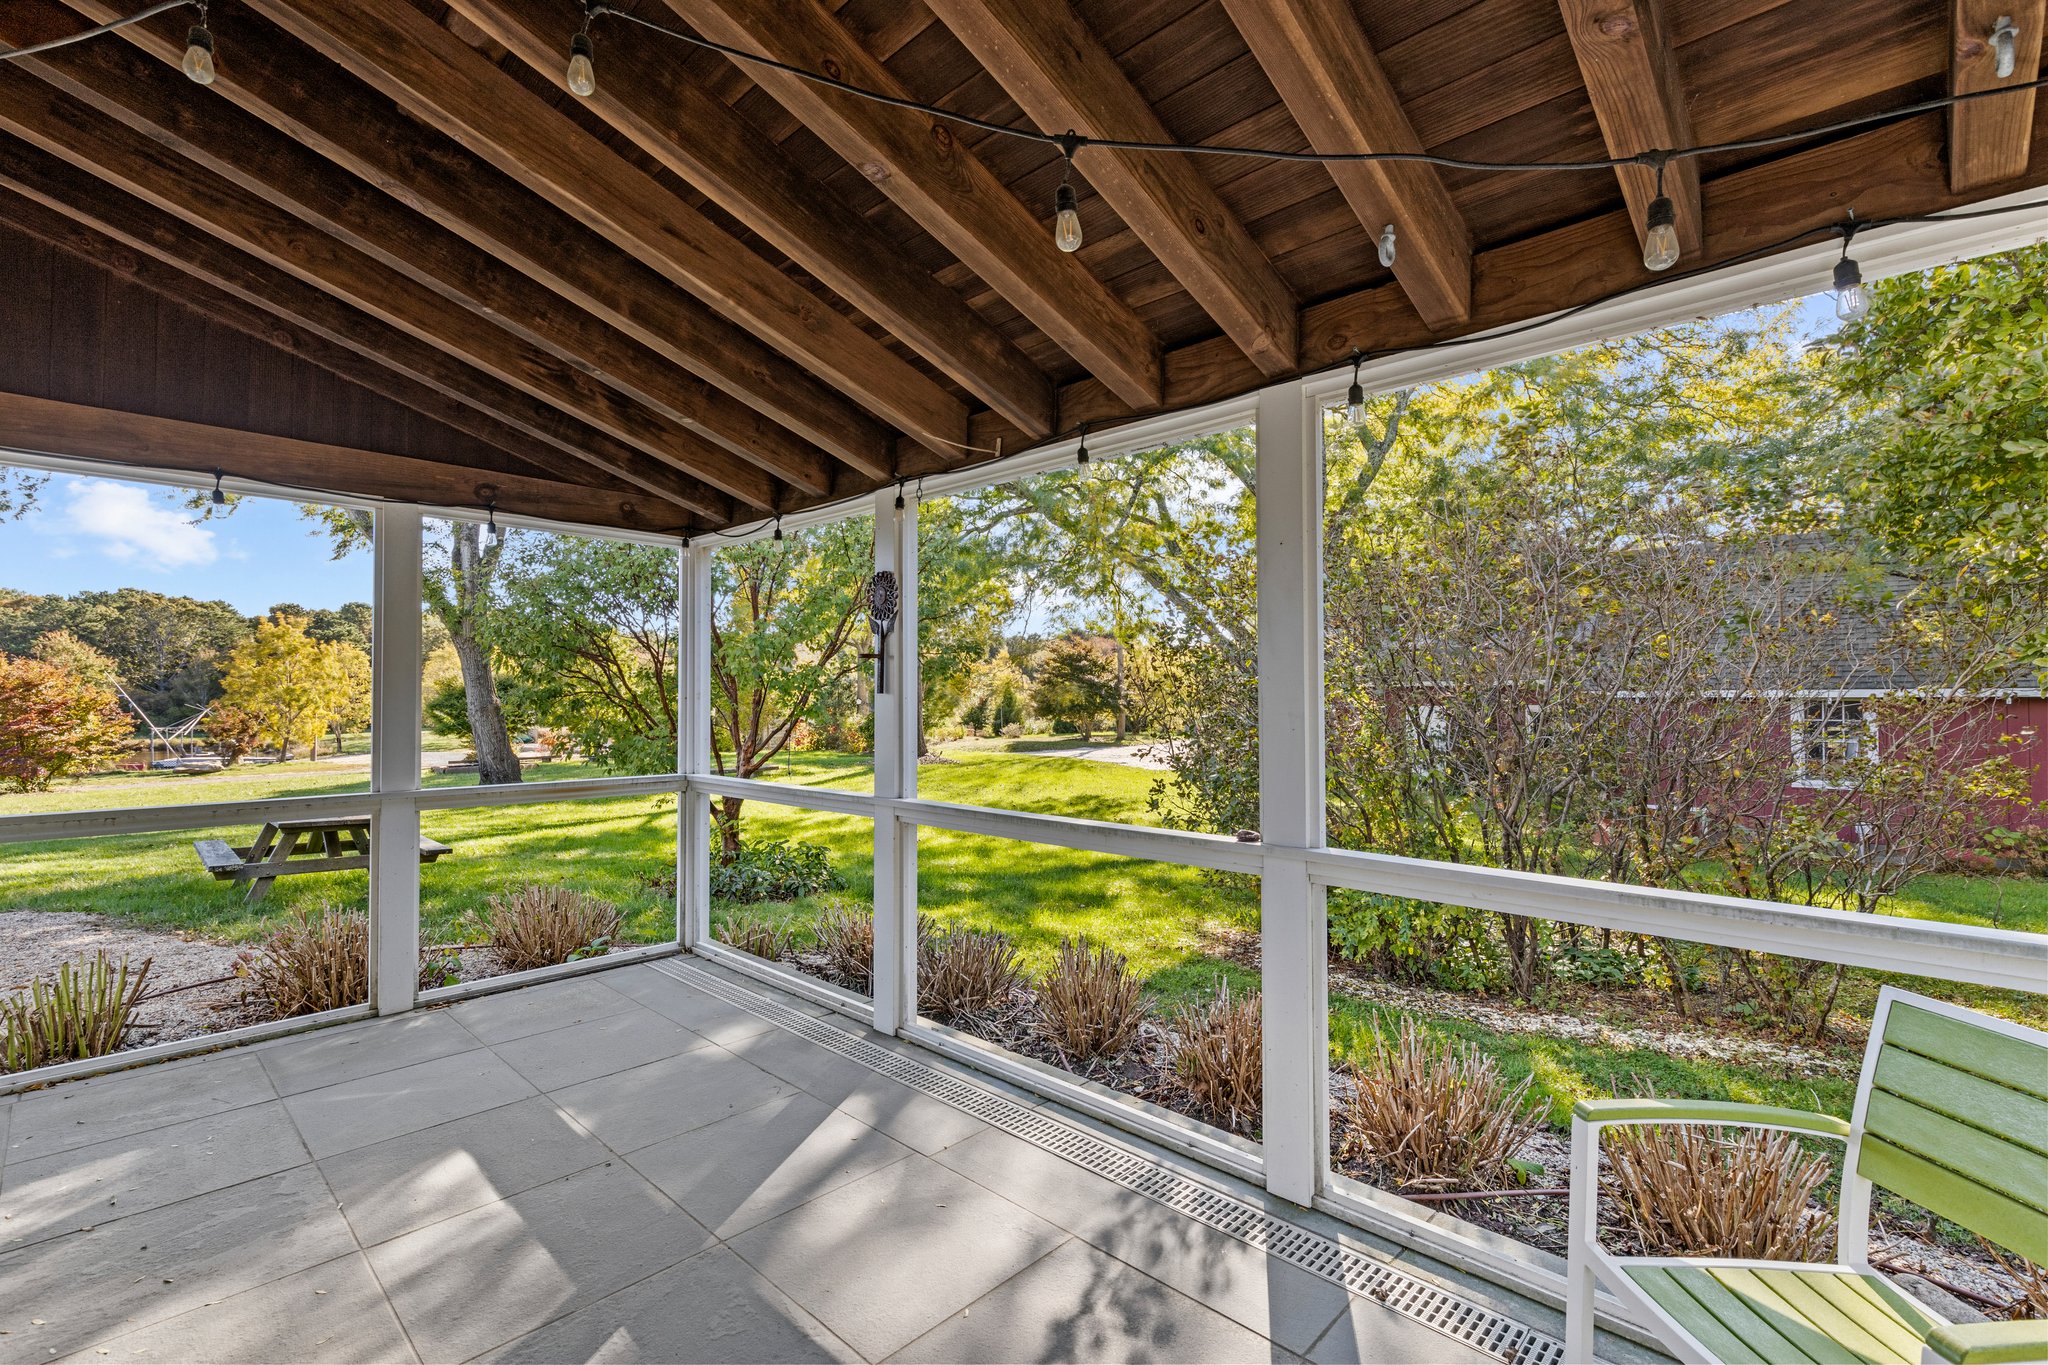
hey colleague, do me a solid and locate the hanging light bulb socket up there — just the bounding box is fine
[1052,131,1085,253]
[484,500,501,543]
[210,468,226,506]
[566,29,597,98]
[1345,350,1366,424]
[772,517,784,542]
[181,13,215,86]
[1831,217,1870,322]
[1640,155,1681,271]
[1376,223,1397,269]
[1075,421,1090,465]
[1991,15,2020,79]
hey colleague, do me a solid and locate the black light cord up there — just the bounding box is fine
[588,2,2048,177]
[0,0,194,59]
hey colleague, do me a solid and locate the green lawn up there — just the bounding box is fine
[5,745,2042,1128]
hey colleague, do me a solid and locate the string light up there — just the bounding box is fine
[1832,222,1869,322]
[1641,157,1680,271]
[1345,351,1365,424]
[1992,15,2020,79]
[566,6,597,99]
[484,499,501,544]
[1376,223,1397,269]
[772,516,783,541]
[1052,133,1083,253]
[1075,421,1090,465]
[210,467,225,506]
[181,3,214,85]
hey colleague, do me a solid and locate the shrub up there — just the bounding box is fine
[1,951,152,1072]
[714,912,790,961]
[918,927,1023,1017]
[241,905,367,1018]
[1169,983,1262,1135]
[1326,891,1498,991]
[1605,1121,1835,1261]
[813,901,875,992]
[1032,937,1147,1063]
[1339,1019,1544,1191]
[482,885,624,973]
[0,655,132,792]
[710,838,838,904]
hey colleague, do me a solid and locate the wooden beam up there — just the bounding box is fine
[1951,0,2045,190]
[1560,0,1704,263]
[937,107,2048,475]
[447,0,1054,439]
[0,390,685,533]
[1219,0,1474,330]
[924,0,1298,376]
[0,74,779,511]
[242,0,966,468]
[0,130,726,521]
[0,184,617,493]
[3,1,837,499]
[670,0,1166,410]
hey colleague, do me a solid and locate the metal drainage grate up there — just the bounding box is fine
[653,958,1566,1365]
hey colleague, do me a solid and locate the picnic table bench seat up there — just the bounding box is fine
[1565,988,2048,1364]
[193,819,453,903]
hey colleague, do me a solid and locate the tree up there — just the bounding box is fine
[0,655,131,790]
[217,613,357,760]
[915,496,1016,755]
[28,630,120,692]
[710,519,871,856]
[323,641,373,755]
[1028,635,1117,740]
[990,678,1023,733]
[0,588,250,724]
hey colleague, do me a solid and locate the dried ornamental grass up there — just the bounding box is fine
[1,950,152,1072]
[242,905,368,1018]
[1340,1019,1545,1191]
[1979,1238,2048,1320]
[814,902,876,992]
[1170,983,1262,1135]
[1605,1123,1835,1261]
[1032,937,1147,1063]
[714,913,790,962]
[918,927,1024,1018]
[483,885,624,973]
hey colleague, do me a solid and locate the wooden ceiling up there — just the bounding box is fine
[0,0,2042,533]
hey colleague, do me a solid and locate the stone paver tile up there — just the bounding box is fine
[601,966,784,1045]
[283,1049,536,1159]
[891,1237,1297,1363]
[625,1091,912,1237]
[53,1253,414,1365]
[0,1102,308,1252]
[832,1073,988,1155]
[489,1004,709,1092]
[316,1095,611,1246]
[550,1046,791,1153]
[449,975,638,1046]
[3,1054,274,1163]
[367,1160,711,1363]
[1305,1296,1498,1364]
[479,1245,859,1364]
[0,1166,356,1362]
[725,1153,1065,1361]
[258,1010,477,1097]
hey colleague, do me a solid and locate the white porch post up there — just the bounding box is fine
[1256,381,1329,1206]
[679,544,713,949]
[870,487,920,1035]
[369,505,423,1016]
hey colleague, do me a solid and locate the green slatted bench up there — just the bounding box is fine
[1565,987,2048,1365]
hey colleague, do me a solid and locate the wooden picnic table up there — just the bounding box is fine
[195,815,451,904]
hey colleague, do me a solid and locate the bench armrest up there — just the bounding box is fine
[1923,1320,2048,1365]
[1572,1098,1852,1139]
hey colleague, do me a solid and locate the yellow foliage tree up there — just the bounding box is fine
[218,614,361,760]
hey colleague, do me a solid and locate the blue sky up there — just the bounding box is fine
[0,471,370,613]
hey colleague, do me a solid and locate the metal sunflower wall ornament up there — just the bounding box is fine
[867,570,900,694]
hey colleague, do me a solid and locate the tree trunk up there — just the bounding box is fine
[716,794,744,861]
[452,633,522,785]
[915,679,929,759]
[1114,642,1127,744]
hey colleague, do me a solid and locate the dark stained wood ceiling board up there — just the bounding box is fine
[0,0,2037,533]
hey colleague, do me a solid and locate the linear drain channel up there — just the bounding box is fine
[654,958,1567,1365]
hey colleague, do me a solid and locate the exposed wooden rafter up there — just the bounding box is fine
[1949,0,2045,190]
[244,0,967,469]
[58,0,900,485]
[1220,0,1475,331]
[446,0,1055,440]
[0,127,727,520]
[924,0,1299,376]
[670,0,1166,410]
[1560,0,1704,265]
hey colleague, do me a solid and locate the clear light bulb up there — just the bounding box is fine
[1991,15,2019,78]
[1376,223,1396,268]
[1833,255,1869,321]
[1642,194,1680,271]
[1053,180,1082,253]
[1346,379,1365,424]
[182,26,215,85]
[566,32,597,98]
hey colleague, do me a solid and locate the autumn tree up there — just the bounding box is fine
[218,614,361,760]
[29,630,120,692]
[0,654,131,790]
[1028,635,1118,740]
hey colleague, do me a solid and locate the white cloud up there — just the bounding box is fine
[52,478,218,571]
